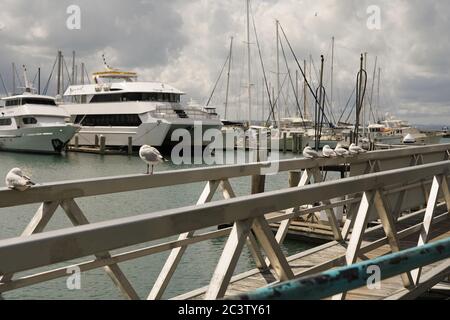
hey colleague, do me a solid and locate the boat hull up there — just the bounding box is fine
[0,125,79,154]
[71,120,223,148]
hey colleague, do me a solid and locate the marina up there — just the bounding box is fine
[0,0,449,305]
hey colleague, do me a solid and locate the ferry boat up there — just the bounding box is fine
[62,67,223,148]
[0,88,79,154]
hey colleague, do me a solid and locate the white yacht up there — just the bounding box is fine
[63,68,223,148]
[0,91,80,154]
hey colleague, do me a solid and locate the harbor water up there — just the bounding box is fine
[0,149,315,300]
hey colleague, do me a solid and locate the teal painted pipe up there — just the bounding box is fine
[231,237,450,300]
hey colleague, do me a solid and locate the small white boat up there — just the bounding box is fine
[0,91,79,154]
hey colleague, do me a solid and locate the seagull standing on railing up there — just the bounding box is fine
[5,168,36,191]
[303,146,320,159]
[139,145,165,175]
[349,143,367,155]
[335,144,349,156]
[322,145,337,158]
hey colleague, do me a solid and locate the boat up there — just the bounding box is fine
[62,66,223,148]
[368,116,442,145]
[0,73,79,154]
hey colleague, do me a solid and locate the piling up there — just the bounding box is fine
[74,135,79,148]
[283,132,287,153]
[128,137,133,155]
[100,135,106,155]
[94,135,99,147]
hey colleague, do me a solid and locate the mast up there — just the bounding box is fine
[330,36,335,119]
[369,56,378,124]
[57,50,62,96]
[304,59,308,119]
[276,19,280,127]
[246,0,252,124]
[12,63,15,95]
[377,67,381,121]
[72,51,76,85]
[363,52,367,137]
[38,67,41,95]
[295,69,299,117]
[81,62,85,85]
[224,37,233,120]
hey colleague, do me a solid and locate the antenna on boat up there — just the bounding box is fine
[102,54,112,71]
[22,65,34,93]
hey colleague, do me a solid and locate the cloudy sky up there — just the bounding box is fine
[0,0,449,125]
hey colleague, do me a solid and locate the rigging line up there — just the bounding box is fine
[13,66,23,89]
[0,73,9,95]
[278,23,332,126]
[266,72,289,124]
[250,8,275,126]
[32,70,38,87]
[337,86,356,124]
[279,37,307,131]
[206,55,230,107]
[62,57,73,92]
[43,56,58,95]
[344,99,357,124]
[280,24,332,126]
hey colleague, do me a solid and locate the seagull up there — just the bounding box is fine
[139,145,165,174]
[322,145,337,158]
[5,168,36,191]
[335,144,349,156]
[303,146,320,159]
[349,143,367,155]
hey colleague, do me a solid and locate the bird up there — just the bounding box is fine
[139,145,165,174]
[5,168,36,191]
[335,144,349,156]
[322,145,337,158]
[349,143,367,155]
[303,146,320,159]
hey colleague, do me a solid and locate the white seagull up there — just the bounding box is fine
[139,145,165,174]
[335,144,349,156]
[5,168,36,191]
[349,143,367,155]
[322,145,337,158]
[303,146,320,159]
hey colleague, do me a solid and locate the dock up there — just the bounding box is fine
[1,143,450,300]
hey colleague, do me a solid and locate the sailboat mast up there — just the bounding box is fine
[331,36,335,118]
[304,59,308,119]
[276,19,281,127]
[246,0,252,124]
[377,67,381,121]
[224,36,233,120]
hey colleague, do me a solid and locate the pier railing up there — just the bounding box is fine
[0,145,450,299]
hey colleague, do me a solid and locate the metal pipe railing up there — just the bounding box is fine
[230,237,450,300]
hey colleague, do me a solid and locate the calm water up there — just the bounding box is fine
[0,150,314,300]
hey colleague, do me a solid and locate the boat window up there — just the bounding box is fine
[122,93,142,102]
[90,94,122,103]
[88,92,180,103]
[0,118,12,126]
[5,99,20,107]
[22,98,57,106]
[75,114,142,127]
[23,117,38,125]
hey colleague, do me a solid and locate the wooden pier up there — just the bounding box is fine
[1,144,450,300]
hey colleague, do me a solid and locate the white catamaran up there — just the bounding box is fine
[62,67,223,148]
